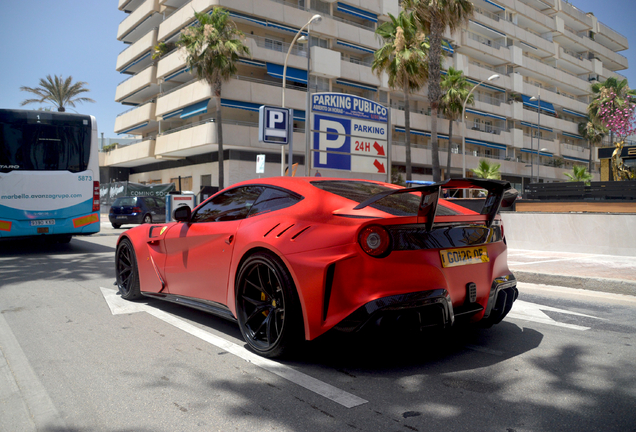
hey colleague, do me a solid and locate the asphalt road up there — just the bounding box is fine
[0,231,635,432]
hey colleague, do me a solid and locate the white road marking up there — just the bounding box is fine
[0,312,67,430]
[507,299,605,331]
[100,287,367,408]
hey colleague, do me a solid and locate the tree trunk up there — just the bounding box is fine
[215,80,224,189]
[588,139,593,174]
[404,83,412,182]
[446,120,453,180]
[429,18,443,182]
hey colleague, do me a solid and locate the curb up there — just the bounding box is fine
[513,270,636,297]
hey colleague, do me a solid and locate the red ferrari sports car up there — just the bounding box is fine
[115,177,518,358]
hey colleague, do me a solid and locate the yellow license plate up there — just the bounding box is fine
[440,246,489,268]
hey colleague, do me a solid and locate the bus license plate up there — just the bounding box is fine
[31,219,55,226]
[440,246,489,268]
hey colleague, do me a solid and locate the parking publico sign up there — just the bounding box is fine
[311,93,389,175]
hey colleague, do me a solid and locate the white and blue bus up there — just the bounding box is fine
[0,109,100,242]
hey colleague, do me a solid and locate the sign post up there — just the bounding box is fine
[259,105,294,176]
[310,93,390,181]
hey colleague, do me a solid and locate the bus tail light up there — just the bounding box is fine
[93,181,100,212]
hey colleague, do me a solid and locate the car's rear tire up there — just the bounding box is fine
[112,223,122,229]
[115,238,142,300]
[236,252,303,358]
[143,214,152,224]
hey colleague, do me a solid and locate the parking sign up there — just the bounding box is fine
[259,106,292,145]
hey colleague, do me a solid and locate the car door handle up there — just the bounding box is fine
[225,235,234,245]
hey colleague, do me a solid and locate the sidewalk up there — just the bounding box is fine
[508,249,636,296]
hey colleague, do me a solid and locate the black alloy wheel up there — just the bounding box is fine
[236,252,302,358]
[143,214,152,224]
[115,238,142,300]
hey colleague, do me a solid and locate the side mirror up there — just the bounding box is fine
[173,205,192,222]
[501,188,519,208]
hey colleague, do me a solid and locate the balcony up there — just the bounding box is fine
[117,0,162,44]
[115,65,159,105]
[555,0,592,32]
[561,142,590,161]
[458,30,511,65]
[521,82,588,115]
[596,21,629,52]
[114,101,157,135]
[101,138,157,168]
[555,27,628,72]
[558,46,593,76]
[116,28,157,74]
[119,0,145,12]
[155,119,305,158]
[517,55,589,95]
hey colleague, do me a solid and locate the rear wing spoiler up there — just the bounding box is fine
[353,178,518,231]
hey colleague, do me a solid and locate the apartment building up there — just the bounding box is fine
[102,0,630,193]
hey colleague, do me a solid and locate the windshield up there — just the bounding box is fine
[311,180,462,216]
[0,110,92,173]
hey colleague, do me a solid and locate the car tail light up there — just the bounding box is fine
[359,225,391,257]
[93,181,100,212]
[132,207,142,214]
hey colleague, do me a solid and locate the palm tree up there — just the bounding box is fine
[373,11,429,181]
[403,0,474,182]
[20,75,95,112]
[578,120,606,173]
[564,165,593,186]
[439,67,473,180]
[471,159,501,180]
[177,8,250,189]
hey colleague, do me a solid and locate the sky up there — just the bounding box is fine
[1,0,635,139]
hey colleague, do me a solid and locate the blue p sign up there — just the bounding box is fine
[259,106,291,145]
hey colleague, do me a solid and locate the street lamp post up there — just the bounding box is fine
[281,14,322,177]
[530,92,541,183]
[462,74,499,197]
[301,33,312,176]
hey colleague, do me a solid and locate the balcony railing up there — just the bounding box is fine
[473,93,503,107]
[250,34,308,58]
[159,117,305,137]
[465,31,506,50]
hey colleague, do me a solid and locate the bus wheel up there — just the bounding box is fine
[58,235,72,244]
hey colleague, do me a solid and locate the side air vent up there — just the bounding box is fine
[264,223,280,237]
[276,224,295,238]
[291,226,311,240]
[323,264,336,321]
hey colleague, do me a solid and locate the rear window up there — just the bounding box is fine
[311,180,461,216]
[0,110,92,172]
[112,197,137,207]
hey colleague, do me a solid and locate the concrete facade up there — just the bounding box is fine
[106,0,630,193]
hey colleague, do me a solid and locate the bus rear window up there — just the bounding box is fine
[0,111,91,173]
